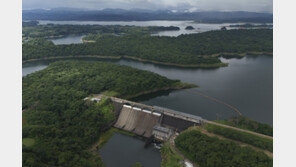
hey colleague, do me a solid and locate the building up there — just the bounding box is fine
[152,125,173,141]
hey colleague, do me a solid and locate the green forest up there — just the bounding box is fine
[22,21,180,39]
[175,129,272,167]
[205,124,273,152]
[23,29,272,67]
[216,116,273,136]
[22,60,189,167]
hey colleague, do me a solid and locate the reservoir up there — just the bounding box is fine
[99,133,161,167]
[50,35,85,45]
[23,20,273,166]
[22,55,272,167]
[22,55,273,125]
[37,20,242,37]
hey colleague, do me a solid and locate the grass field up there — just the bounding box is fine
[23,138,35,147]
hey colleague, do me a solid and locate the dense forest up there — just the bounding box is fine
[23,22,180,39]
[216,116,273,136]
[23,29,272,67]
[205,124,273,152]
[22,60,188,167]
[229,23,273,28]
[175,129,272,167]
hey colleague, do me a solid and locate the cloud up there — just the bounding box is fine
[23,0,273,13]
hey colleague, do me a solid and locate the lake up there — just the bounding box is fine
[38,20,241,37]
[23,20,273,167]
[99,133,161,167]
[50,35,85,45]
[22,55,273,125]
[22,55,272,167]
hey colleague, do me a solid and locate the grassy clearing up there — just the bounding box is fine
[160,142,185,167]
[23,138,35,147]
[101,91,120,97]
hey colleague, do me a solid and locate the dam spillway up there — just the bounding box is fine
[114,105,161,137]
[93,94,205,140]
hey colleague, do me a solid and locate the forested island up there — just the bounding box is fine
[229,23,273,28]
[185,26,194,30]
[22,60,194,166]
[23,29,272,68]
[23,21,180,40]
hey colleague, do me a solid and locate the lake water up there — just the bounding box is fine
[50,35,85,45]
[22,55,273,125]
[99,133,161,167]
[22,62,48,77]
[24,20,273,166]
[22,55,272,167]
[38,20,240,37]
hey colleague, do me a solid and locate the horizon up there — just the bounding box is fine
[23,0,273,13]
[22,7,273,14]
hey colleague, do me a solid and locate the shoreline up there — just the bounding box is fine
[22,52,272,68]
[121,83,198,100]
[22,55,226,68]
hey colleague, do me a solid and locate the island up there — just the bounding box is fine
[22,21,180,40]
[185,26,194,30]
[23,29,273,68]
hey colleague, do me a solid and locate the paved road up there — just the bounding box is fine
[206,121,273,140]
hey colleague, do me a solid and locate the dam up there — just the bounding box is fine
[90,95,205,141]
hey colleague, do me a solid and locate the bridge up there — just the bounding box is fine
[90,94,205,141]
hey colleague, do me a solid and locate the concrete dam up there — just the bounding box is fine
[92,95,205,141]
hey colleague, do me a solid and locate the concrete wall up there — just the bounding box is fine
[114,105,161,138]
[161,114,197,132]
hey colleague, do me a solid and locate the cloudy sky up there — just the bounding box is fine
[23,0,273,13]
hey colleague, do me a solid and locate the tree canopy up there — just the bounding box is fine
[175,129,272,167]
[22,60,187,167]
[23,29,272,67]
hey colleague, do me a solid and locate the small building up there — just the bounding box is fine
[152,125,173,141]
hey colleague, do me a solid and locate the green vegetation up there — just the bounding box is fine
[23,29,272,67]
[23,138,35,147]
[131,162,142,167]
[215,116,273,136]
[22,23,179,39]
[205,124,273,152]
[160,142,184,167]
[22,60,189,167]
[175,128,272,167]
[185,26,194,30]
[229,23,273,28]
[101,90,120,97]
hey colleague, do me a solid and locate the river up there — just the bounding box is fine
[99,133,161,167]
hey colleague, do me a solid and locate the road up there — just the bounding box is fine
[206,121,273,140]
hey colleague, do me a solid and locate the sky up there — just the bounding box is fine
[23,0,273,13]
